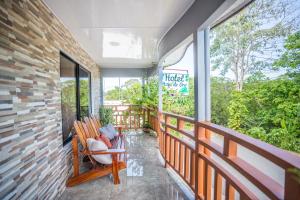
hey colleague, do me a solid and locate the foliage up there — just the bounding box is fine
[61,79,90,119]
[99,106,114,126]
[226,75,300,152]
[61,80,76,112]
[211,77,234,126]
[79,80,89,106]
[105,87,120,101]
[142,77,159,108]
[210,0,297,91]
[273,31,300,70]
[162,77,194,117]
[105,79,143,104]
[142,123,152,129]
[210,0,300,153]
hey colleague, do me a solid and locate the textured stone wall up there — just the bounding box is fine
[0,0,100,199]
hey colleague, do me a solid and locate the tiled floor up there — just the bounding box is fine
[62,130,189,200]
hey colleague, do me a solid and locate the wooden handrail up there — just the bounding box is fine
[198,121,300,168]
[162,111,195,123]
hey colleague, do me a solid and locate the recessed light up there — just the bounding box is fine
[109,41,120,46]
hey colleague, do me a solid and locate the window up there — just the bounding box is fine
[60,53,91,145]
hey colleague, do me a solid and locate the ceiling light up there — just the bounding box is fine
[109,41,120,46]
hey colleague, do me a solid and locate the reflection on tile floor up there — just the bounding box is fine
[62,130,189,200]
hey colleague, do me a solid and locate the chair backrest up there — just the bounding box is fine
[73,120,91,150]
[84,117,99,138]
[73,116,103,149]
[91,115,101,129]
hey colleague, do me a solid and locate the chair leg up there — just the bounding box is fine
[112,155,120,184]
[72,135,79,176]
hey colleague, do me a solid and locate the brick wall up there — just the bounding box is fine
[0,0,100,199]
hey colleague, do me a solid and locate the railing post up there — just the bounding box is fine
[164,114,170,168]
[142,108,145,127]
[194,122,199,200]
[72,135,79,177]
[147,109,150,125]
[129,105,132,129]
[284,169,300,200]
[223,138,237,158]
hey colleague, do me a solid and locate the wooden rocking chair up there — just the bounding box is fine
[66,119,126,187]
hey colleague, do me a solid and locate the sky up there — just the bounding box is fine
[165,44,194,77]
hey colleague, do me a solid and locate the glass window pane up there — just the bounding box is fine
[60,55,77,144]
[79,67,91,119]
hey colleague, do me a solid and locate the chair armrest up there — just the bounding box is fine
[114,126,123,135]
[89,149,126,155]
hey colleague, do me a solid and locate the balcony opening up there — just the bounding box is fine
[103,77,143,105]
[210,0,300,154]
[162,43,195,119]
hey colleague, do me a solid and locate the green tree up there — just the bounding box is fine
[210,0,297,91]
[227,77,300,152]
[104,78,143,103]
[79,79,89,106]
[142,77,159,108]
[105,87,121,100]
[123,80,143,104]
[273,31,300,70]
[163,77,194,117]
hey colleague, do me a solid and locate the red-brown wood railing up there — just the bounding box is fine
[107,105,300,200]
[104,105,143,129]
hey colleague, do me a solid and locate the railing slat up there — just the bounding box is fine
[214,171,222,200]
[180,144,185,176]
[175,140,179,171]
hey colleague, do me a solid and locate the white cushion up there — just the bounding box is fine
[99,125,115,140]
[107,124,119,137]
[86,138,112,165]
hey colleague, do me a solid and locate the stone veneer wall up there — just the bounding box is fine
[0,0,100,199]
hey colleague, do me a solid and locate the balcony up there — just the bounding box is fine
[0,0,299,200]
[95,105,300,200]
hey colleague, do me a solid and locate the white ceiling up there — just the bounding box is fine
[44,0,195,68]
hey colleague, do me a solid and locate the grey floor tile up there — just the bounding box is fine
[62,131,189,200]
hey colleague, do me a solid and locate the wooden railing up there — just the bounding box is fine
[104,105,144,129]
[107,105,300,199]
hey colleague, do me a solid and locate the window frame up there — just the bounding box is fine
[78,66,92,119]
[60,52,92,146]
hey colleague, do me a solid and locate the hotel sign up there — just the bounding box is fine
[162,70,189,95]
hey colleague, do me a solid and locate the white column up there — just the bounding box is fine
[99,73,104,106]
[195,28,210,121]
[158,65,163,112]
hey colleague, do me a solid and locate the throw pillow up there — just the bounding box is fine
[86,138,112,164]
[96,135,112,148]
[106,123,119,137]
